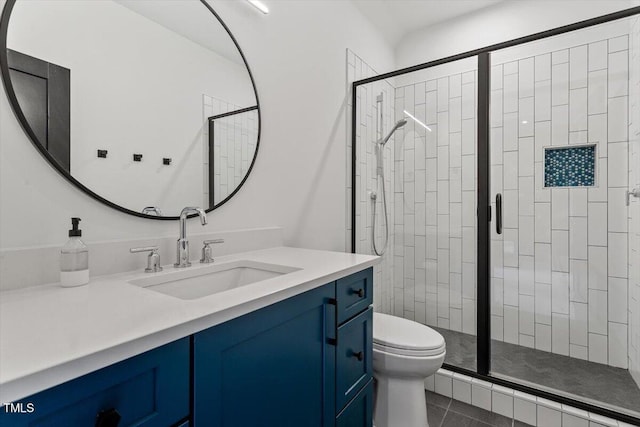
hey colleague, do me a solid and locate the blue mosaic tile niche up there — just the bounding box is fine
[544,145,596,187]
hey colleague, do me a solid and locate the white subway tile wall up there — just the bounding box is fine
[346,50,395,314]
[394,66,479,334]
[202,95,258,206]
[491,34,630,369]
[628,15,640,389]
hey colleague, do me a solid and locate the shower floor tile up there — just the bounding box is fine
[433,327,640,415]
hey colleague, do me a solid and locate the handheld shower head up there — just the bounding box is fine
[379,118,407,146]
[372,119,406,256]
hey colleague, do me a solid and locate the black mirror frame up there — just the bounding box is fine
[0,0,261,220]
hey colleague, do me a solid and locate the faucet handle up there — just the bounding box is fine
[200,239,224,263]
[203,239,225,245]
[130,246,163,273]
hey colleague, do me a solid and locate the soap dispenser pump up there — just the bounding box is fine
[60,217,89,287]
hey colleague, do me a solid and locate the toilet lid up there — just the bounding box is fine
[373,312,445,352]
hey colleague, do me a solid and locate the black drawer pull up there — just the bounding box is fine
[352,351,364,361]
[352,288,365,298]
[95,408,121,427]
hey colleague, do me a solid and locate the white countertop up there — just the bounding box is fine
[0,246,379,403]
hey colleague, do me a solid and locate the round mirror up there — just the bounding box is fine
[0,0,260,219]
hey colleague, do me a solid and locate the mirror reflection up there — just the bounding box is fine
[3,0,259,217]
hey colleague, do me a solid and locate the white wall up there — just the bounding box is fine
[396,0,634,68]
[0,0,394,252]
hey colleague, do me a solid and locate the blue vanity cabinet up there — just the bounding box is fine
[193,282,337,427]
[0,338,190,427]
[193,266,374,427]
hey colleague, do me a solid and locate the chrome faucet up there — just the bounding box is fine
[142,206,162,216]
[175,207,207,268]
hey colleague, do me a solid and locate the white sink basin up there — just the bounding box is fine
[129,260,301,300]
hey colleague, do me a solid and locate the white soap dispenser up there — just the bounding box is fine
[60,217,89,287]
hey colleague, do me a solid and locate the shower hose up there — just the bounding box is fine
[372,156,389,256]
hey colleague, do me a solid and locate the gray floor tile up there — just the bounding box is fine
[427,403,446,427]
[425,390,452,410]
[440,411,494,427]
[447,399,513,427]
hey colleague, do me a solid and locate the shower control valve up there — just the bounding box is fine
[369,191,377,200]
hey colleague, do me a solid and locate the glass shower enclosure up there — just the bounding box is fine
[350,7,640,423]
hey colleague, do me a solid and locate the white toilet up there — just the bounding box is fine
[372,312,446,427]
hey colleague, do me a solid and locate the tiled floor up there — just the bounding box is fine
[434,327,640,414]
[426,390,532,427]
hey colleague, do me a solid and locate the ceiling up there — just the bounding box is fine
[351,0,506,46]
[114,0,243,65]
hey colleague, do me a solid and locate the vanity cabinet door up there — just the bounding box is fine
[193,283,337,427]
[0,338,190,427]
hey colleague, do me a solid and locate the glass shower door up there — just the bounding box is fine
[351,56,479,372]
[389,58,479,372]
[488,17,640,417]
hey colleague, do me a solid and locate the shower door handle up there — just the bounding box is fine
[496,193,503,235]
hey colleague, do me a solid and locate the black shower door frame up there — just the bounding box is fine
[350,6,640,425]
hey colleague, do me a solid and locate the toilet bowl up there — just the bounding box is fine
[372,312,446,427]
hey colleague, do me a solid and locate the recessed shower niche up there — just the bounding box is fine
[544,145,596,187]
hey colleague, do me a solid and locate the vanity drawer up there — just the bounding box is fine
[0,338,190,427]
[336,267,373,324]
[336,378,374,427]
[336,307,373,411]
